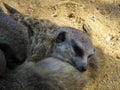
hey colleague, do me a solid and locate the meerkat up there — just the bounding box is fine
[0,57,87,90]
[0,3,96,90]
[0,7,28,69]
[4,3,95,72]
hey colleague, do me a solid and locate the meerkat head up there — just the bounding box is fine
[49,27,95,72]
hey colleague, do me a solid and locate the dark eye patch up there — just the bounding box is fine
[72,40,84,57]
[56,31,66,43]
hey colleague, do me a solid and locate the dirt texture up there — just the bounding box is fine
[0,0,120,90]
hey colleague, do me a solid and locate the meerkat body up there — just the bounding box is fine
[0,8,28,69]
[0,57,87,90]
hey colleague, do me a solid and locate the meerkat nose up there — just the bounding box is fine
[81,66,87,72]
[78,64,87,72]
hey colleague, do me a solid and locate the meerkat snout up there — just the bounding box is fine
[77,63,87,72]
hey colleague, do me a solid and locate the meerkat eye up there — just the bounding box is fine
[56,31,66,43]
[88,54,94,59]
[88,49,95,59]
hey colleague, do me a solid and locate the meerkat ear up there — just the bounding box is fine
[3,3,24,21]
[56,31,66,43]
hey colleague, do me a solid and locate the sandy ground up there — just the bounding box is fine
[0,0,120,90]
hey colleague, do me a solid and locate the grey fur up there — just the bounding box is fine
[0,3,96,90]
